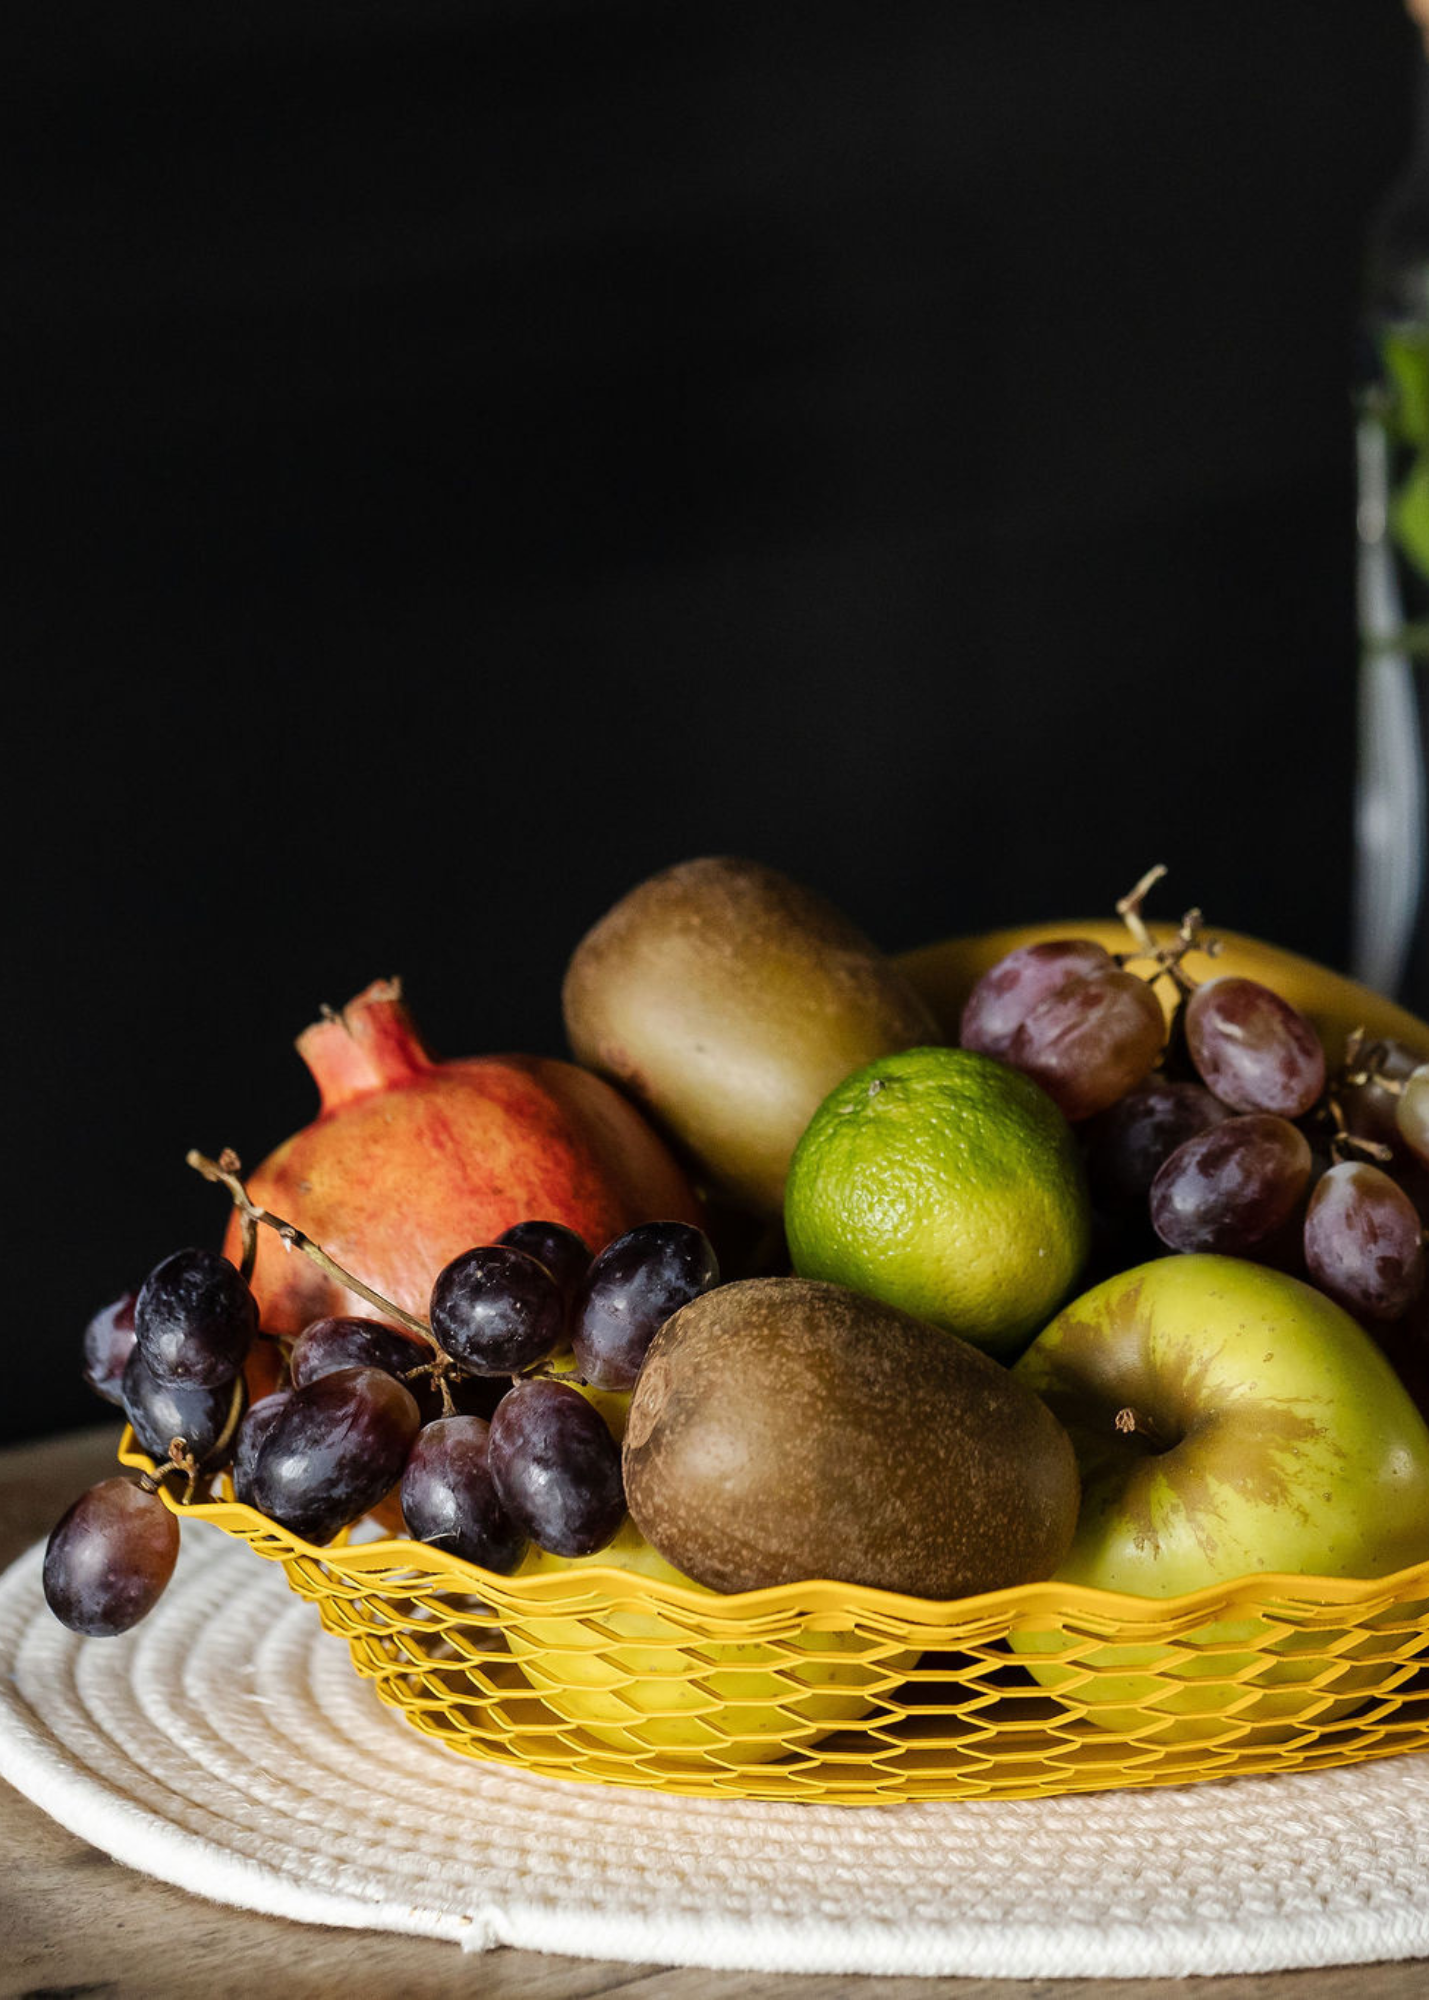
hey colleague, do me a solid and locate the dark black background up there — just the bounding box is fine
[5,2,1419,1447]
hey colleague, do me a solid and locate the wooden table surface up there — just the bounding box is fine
[0,1426,1425,2000]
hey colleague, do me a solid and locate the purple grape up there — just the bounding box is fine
[244,1366,420,1545]
[429,1245,567,1377]
[291,1315,430,1389]
[291,1315,443,1418]
[231,1390,293,1508]
[1183,978,1326,1119]
[121,1347,245,1470]
[43,1479,180,1637]
[1304,1161,1426,1322]
[287,1312,501,1424]
[496,1220,591,1305]
[400,1415,526,1572]
[960,940,1114,1059]
[487,1378,625,1557]
[82,1290,138,1407]
[134,1247,257,1389]
[1084,1077,1231,1213]
[1150,1114,1312,1254]
[572,1221,720,1391]
[1339,1038,1426,1157]
[1005,968,1167,1123]
[1397,1064,1429,1168]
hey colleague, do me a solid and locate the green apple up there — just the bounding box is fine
[505,1374,912,1764]
[1008,1255,1429,1743]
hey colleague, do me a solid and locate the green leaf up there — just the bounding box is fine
[1384,328,1429,446]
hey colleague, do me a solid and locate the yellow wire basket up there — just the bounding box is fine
[118,1427,1429,1807]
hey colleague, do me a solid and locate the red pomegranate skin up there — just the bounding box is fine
[225,981,703,1338]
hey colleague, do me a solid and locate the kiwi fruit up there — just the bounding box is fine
[622,1277,1080,1599]
[562,857,938,1217]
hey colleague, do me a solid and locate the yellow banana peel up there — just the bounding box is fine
[898,921,1429,1069]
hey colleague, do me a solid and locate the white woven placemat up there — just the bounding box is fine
[4,1525,1429,1982]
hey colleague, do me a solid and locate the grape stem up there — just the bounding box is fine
[1338,1028,1406,1099]
[218,1147,260,1284]
[140,1444,200,1506]
[185,1148,438,1350]
[401,1357,458,1417]
[1115,865,1169,955]
[210,1371,248,1474]
[1324,1030,1398,1165]
[1113,865,1222,996]
[136,1374,247,1503]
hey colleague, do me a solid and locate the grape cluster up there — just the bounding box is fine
[962,923,1429,1338]
[46,1213,719,1639]
[961,939,1166,1121]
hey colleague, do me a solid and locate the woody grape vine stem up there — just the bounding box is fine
[186,1148,436,1345]
[186,1148,581,1406]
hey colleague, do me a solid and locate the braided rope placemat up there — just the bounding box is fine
[4,1524,1429,1981]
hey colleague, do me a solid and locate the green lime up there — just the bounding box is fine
[784,1046,1090,1357]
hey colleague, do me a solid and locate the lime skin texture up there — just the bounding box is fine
[784,1045,1091,1358]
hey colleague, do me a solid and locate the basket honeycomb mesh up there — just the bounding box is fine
[120,1433,1429,1806]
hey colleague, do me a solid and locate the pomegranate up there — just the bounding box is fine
[225,979,702,1338]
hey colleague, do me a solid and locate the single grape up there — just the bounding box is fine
[121,1348,245,1469]
[960,939,1115,1060]
[290,1314,445,1418]
[134,1247,257,1389]
[496,1220,591,1306]
[400,1414,526,1572]
[1005,968,1166,1122]
[291,1315,429,1389]
[43,1478,180,1636]
[487,1377,625,1557]
[1339,1038,1426,1156]
[82,1289,138,1407]
[429,1245,566,1376]
[1304,1161,1427,1321]
[231,1390,293,1508]
[1150,1114,1312,1253]
[244,1366,420,1545]
[1396,1064,1429,1168]
[286,1312,500,1422]
[572,1221,721,1390]
[1183,977,1326,1119]
[1083,1076,1231,1213]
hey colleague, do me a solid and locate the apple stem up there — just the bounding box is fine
[1114,1405,1175,1451]
[186,1148,440,1351]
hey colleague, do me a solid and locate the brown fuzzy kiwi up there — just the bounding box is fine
[623,1277,1080,1599]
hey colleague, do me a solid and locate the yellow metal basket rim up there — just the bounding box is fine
[118,1427,1429,1628]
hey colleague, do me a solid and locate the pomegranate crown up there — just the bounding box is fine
[297,977,434,1112]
